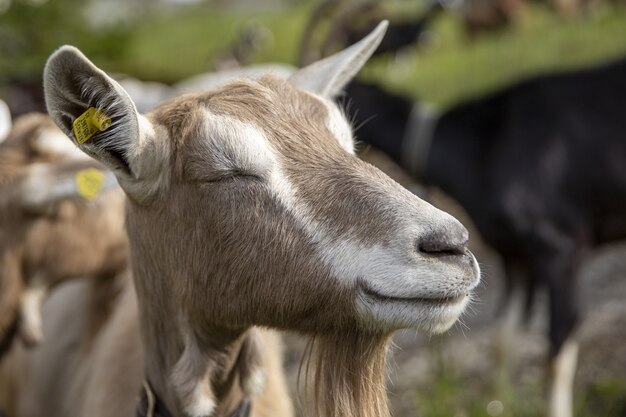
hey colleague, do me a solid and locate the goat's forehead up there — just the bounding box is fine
[149,76,353,157]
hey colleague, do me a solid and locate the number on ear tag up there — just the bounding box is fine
[72,108,111,144]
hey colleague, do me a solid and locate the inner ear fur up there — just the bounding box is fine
[43,45,139,176]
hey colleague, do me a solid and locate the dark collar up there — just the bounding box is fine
[0,315,19,360]
[137,381,252,417]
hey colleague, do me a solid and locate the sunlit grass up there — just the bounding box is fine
[121,3,626,104]
[118,2,317,82]
[361,5,626,106]
[2,1,626,105]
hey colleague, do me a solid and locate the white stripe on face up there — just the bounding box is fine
[200,109,277,179]
[198,97,354,175]
[264,137,479,331]
[196,112,479,332]
[197,114,375,280]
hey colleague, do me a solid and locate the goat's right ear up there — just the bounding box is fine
[289,21,388,98]
[43,46,141,178]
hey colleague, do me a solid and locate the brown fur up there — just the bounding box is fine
[0,279,292,417]
[137,77,436,417]
[5,79,395,417]
[0,113,128,351]
[0,113,59,182]
[0,119,291,417]
[0,111,293,417]
[27,38,478,417]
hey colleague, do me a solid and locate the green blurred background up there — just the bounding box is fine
[2,0,626,107]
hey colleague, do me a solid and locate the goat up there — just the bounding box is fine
[1,22,481,417]
[0,112,127,354]
[341,57,626,417]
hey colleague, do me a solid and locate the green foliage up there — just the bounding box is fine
[414,342,542,417]
[0,0,314,84]
[414,343,626,417]
[121,2,313,82]
[577,377,626,417]
[0,0,133,83]
[2,0,626,107]
[361,5,626,107]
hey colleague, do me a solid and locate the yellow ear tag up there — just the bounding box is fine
[75,168,105,201]
[72,108,112,144]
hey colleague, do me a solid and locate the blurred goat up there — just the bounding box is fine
[0,112,127,355]
[341,57,626,417]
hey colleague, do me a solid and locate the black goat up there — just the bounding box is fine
[299,0,443,65]
[328,2,443,58]
[341,57,626,417]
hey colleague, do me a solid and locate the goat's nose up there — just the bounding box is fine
[417,224,469,257]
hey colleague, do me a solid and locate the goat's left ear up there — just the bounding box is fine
[43,46,141,179]
[289,20,388,98]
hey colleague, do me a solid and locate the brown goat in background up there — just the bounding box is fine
[0,112,127,355]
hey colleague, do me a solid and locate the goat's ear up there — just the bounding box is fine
[289,20,388,98]
[43,46,142,178]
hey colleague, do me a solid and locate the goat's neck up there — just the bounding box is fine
[130,247,250,417]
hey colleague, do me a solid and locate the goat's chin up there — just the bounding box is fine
[356,292,471,334]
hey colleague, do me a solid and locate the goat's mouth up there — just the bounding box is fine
[357,280,468,306]
[356,279,473,333]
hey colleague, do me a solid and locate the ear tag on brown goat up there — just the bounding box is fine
[75,168,105,200]
[72,107,111,144]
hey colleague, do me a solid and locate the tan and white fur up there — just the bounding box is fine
[2,21,480,417]
[0,113,127,348]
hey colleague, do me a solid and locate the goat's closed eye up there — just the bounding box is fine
[204,171,263,184]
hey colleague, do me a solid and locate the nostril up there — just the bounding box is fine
[417,241,464,256]
[417,232,468,257]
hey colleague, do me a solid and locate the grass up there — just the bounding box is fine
[362,5,626,107]
[0,1,315,84]
[4,2,626,106]
[117,2,626,106]
[122,2,626,106]
[414,343,626,417]
[120,3,313,82]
